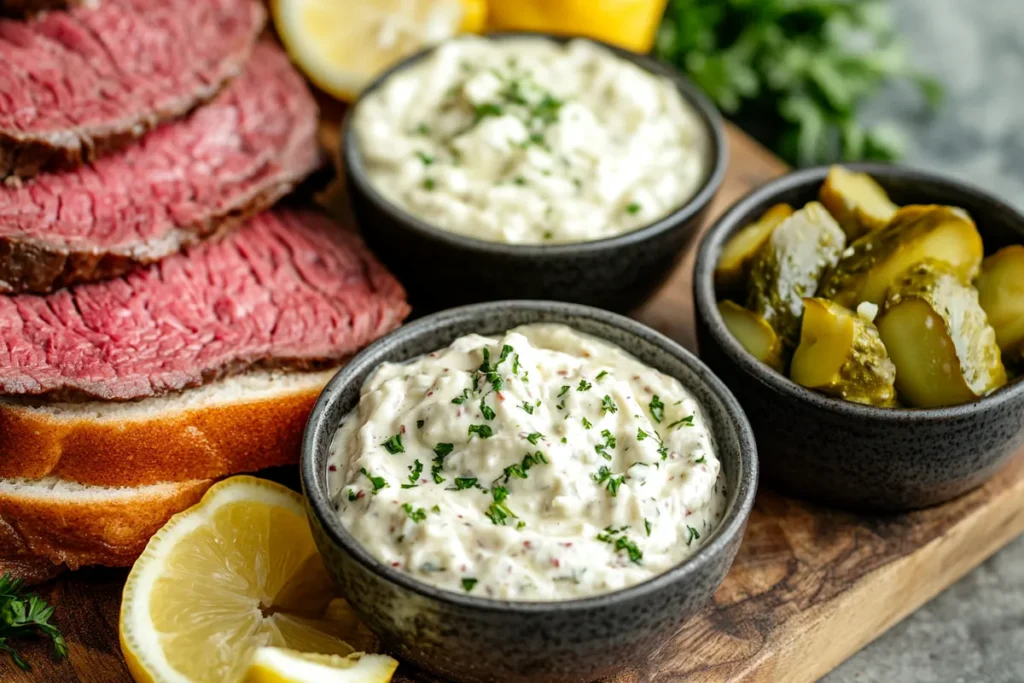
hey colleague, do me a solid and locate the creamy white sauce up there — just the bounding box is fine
[353,37,709,245]
[327,324,727,601]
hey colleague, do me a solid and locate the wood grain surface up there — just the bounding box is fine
[4,122,1023,683]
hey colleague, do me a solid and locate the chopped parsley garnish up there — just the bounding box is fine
[485,486,516,525]
[645,519,652,536]
[476,348,504,392]
[594,429,616,460]
[472,102,504,121]
[556,385,570,409]
[454,477,478,490]
[582,417,593,430]
[601,395,618,414]
[416,151,435,166]
[596,370,609,381]
[422,178,436,191]
[668,415,695,430]
[626,202,642,215]
[516,520,527,530]
[596,526,642,564]
[694,455,707,464]
[605,474,625,496]
[502,451,548,482]
[685,525,701,546]
[461,578,478,592]
[512,353,521,376]
[513,175,527,186]
[451,389,470,405]
[402,503,427,523]
[525,432,544,445]
[360,468,388,495]
[533,92,564,124]
[415,122,431,135]
[347,488,358,501]
[416,420,425,429]
[432,443,454,484]
[561,437,568,443]
[498,344,514,366]
[577,379,592,392]
[382,434,404,454]
[649,396,665,423]
[402,460,423,488]
[519,401,535,415]
[480,398,496,421]
[637,428,649,441]
[658,444,670,460]
[432,505,441,513]
[468,424,493,440]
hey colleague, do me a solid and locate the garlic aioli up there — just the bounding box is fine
[328,324,727,601]
[353,37,709,245]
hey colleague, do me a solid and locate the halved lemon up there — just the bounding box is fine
[119,476,368,683]
[272,0,487,102]
[242,648,398,683]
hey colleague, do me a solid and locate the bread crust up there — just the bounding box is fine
[0,479,212,570]
[0,369,337,487]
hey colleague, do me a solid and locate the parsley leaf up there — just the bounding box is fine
[461,578,478,592]
[577,379,592,392]
[645,519,652,536]
[454,477,478,490]
[596,370,609,381]
[686,525,701,546]
[519,401,535,414]
[360,468,388,495]
[668,415,695,430]
[480,398,496,421]
[649,395,665,423]
[0,573,68,671]
[485,486,517,525]
[601,395,618,414]
[468,424,493,440]
[402,460,423,488]
[382,434,404,454]
[402,503,427,523]
[452,389,470,405]
[582,417,593,430]
[525,432,544,445]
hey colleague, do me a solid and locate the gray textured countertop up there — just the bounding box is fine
[825,1,1024,681]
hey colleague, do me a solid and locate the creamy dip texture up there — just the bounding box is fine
[353,37,709,245]
[327,324,727,601]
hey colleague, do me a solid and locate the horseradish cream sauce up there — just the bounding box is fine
[352,37,709,245]
[327,324,727,601]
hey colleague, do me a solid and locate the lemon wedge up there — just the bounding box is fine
[272,0,487,102]
[242,648,398,683]
[119,476,364,683]
[487,0,668,53]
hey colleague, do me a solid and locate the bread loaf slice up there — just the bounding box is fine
[0,368,339,488]
[0,477,214,573]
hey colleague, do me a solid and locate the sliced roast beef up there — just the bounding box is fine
[0,0,89,15]
[0,209,410,401]
[0,0,264,179]
[0,41,323,294]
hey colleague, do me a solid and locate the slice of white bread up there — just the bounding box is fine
[0,477,214,574]
[0,367,340,488]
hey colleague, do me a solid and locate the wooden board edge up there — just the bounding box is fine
[760,467,1024,681]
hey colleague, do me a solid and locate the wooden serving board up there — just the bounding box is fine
[5,122,1024,683]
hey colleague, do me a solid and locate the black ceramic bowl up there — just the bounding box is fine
[342,34,727,314]
[302,301,757,683]
[694,163,1024,511]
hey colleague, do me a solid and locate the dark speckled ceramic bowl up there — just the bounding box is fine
[694,163,1024,511]
[342,33,727,314]
[302,301,757,683]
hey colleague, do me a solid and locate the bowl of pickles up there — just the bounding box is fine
[694,163,1024,510]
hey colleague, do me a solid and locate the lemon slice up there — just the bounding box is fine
[242,648,398,683]
[120,476,363,683]
[272,0,487,102]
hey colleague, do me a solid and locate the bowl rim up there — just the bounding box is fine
[301,300,758,613]
[340,31,728,255]
[693,161,1024,423]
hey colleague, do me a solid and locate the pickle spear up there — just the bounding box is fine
[877,260,1007,408]
[716,203,794,291]
[747,201,846,349]
[819,166,899,240]
[975,245,1024,364]
[718,300,786,372]
[819,205,984,308]
[791,298,897,406]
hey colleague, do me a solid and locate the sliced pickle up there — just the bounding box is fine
[975,245,1024,364]
[718,300,785,372]
[877,260,1007,408]
[818,165,899,240]
[747,201,846,349]
[819,205,984,308]
[715,203,794,291]
[791,298,897,406]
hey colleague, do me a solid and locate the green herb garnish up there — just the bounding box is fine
[582,417,593,430]
[644,519,652,537]
[577,379,592,392]
[525,432,544,445]
[416,420,425,429]
[694,455,707,464]
[360,468,388,495]
[382,434,404,454]
[601,395,618,414]
[485,486,517,525]
[596,370,609,381]
[468,424,493,440]
[480,398,496,421]
[649,395,665,423]
[519,401,535,415]
[402,503,427,523]
[637,428,649,441]
[596,527,642,564]
[461,578,478,592]
[626,202,641,215]
[416,151,435,166]
[668,415,695,430]
[452,389,470,405]
[454,477,478,490]
[594,429,617,460]
[402,460,423,488]
[0,573,67,671]
[432,443,454,484]
[422,178,436,191]
[686,525,701,546]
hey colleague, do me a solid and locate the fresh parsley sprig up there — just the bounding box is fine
[0,573,67,671]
